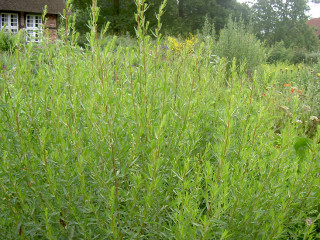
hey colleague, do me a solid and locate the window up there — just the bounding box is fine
[26,15,42,42]
[0,13,18,34]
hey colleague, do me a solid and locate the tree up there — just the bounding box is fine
[70,0,253,38]
[161,0,248,35]
[252,0,319,50]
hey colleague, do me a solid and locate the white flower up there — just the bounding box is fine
[310,116,318,121]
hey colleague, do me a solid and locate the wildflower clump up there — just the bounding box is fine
[167,33,198,54]
[167,36,183,53]
[184,33,198,51]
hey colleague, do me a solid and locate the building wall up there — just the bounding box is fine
[45,14,58,41]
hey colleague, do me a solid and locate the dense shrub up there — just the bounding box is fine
[267,41,293,64]
[291,49,307,64]
[215,18,266,71]
[0,30,15,52]
[307,51,320,65]
[267,42,320,65]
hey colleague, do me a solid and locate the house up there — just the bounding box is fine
[0,0,65,42]
[307,17,320,40]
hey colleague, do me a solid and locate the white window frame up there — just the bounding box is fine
[0,13,19,34]
[26,14,43,42]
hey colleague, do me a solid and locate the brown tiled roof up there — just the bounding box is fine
[307,18,320,37]
[0,0,65,14]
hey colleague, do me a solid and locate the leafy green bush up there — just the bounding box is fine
[267,41,293,64]
[215,18,266,71]
[307,51,320,65]
[267,43,319,65]
[291,49,307,64]
[0,30,15,52]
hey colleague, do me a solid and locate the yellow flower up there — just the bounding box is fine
[168,36,183,53]
[317,73,320,77]
[167,33,198,54]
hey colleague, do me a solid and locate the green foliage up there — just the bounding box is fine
[252,0,320,51]
[72,0,136,36]
[198,15,216,42]
[72,0,251,36]
[307,51,320,64]
[262,63,320,130]
[1,1,320,239]
[267,42,320,65]
[294,136,312,159]
[215,18,266,71]
[0,30,15,52]
[267,41,293,64]
[288,22,320,51]
[291,49,308,64]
